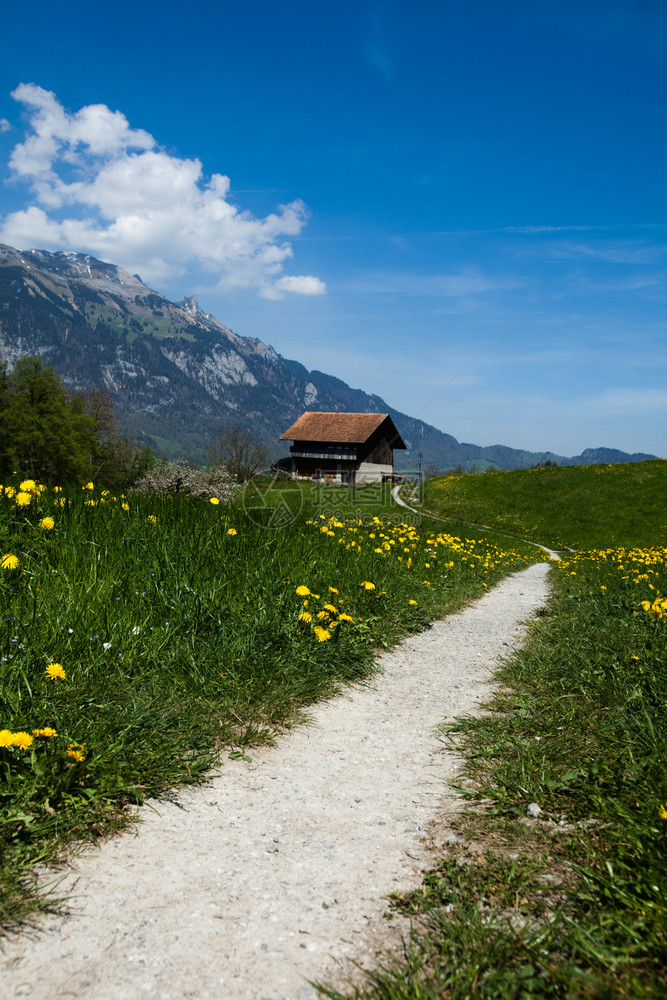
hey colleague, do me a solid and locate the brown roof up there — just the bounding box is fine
[280,412,406,448]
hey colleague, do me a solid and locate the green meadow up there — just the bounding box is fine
[1,463,665,998]
[0,477,542,925]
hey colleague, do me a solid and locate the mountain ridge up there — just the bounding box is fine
[0,244,656,471]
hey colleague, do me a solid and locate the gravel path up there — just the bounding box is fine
[2,562,552,1000]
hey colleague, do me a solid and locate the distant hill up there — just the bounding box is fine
[0,244,656,471]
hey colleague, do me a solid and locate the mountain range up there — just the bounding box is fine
[0,244,656,472]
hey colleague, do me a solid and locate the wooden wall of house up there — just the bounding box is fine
[360,436,393,465]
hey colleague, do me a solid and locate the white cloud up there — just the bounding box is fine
[1,83,326,298]
[0,118,11,132]
[268,274,327,299]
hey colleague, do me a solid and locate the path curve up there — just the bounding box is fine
[2,563,552,1000]
[391,484,564,559]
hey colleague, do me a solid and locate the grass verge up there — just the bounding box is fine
[320,535,667,996]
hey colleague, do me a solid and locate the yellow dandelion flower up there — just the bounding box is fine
[11,732,34,750]
[147,515,157,524]
[659,804,667,820]
[67,744,85,762]
[20,479,37,491]
[1,553,19,570]
[338,613,354,623]
[313,626,331,642]
[227,528,237,536]
[328,587,339,594]
[209,497,220,505]
[409,599,418,605]
[45,663,66,681]
[53,486,62,493]
[121,502,130,511]
[0,730,14,747]
[317,610,330,619]
[296,586,311,597]
[360,581,375,590]
[15,491,31,506]
[323,603,337,613]
[299,611,312,623]
[32,727,58,738]
[39,516,55,531]
[84,482,94,490]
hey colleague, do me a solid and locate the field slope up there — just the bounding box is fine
[423,458,666,549]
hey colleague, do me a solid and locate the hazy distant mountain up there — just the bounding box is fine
[0,245,656,471]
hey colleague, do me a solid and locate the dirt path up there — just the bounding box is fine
[2,563,552,1000]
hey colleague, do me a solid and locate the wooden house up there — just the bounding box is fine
[280,412,406,484]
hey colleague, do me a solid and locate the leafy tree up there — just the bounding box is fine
[0,357,154,486]
[1,356,97,483]
[208,425,270,482]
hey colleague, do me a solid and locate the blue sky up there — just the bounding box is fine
[0,0,665,457]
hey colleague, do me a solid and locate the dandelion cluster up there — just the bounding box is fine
[306,513,545,588]
[556,547,667,636]
[0,725,84,762]
[639,596,667,620]
[294,582,362,643]
[291,514,544,644]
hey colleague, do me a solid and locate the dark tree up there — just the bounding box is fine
[0,357,154,486]
[82,386,154,487]
[1,357,97,483]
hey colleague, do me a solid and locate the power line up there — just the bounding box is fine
[415,297,537,419]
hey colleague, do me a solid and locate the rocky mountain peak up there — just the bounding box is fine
[177,295,202,318]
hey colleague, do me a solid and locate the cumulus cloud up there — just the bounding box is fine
[1,83,326,297]
[0,118,11,132]
[268,274,327,299]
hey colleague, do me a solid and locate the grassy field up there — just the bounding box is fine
[422,459,666,550]
[0,477,543,926]
[321,464,667,999]
[2,464,665,997]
